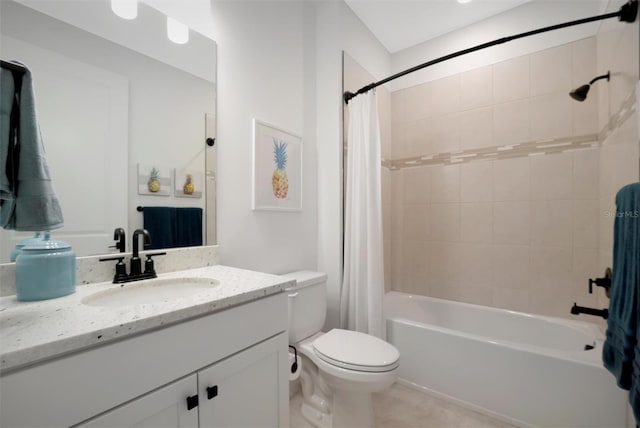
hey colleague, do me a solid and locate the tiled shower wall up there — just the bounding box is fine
[385,150,603,317]
[388,38,599,160]
[382,36,637,319]
[595,3,640,312]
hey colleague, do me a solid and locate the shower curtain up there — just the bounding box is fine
[341,90,385,339]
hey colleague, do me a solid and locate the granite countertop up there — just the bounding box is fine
[0,265,294,374]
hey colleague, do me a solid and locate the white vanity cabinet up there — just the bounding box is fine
[196,334,285,427]
[77,333,287,428]
[76,374,199,428]
[0,292,289,428]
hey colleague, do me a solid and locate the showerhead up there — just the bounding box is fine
[570,84,590,102]
[569,71,610,102]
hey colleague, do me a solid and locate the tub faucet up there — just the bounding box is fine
[570,303,609,320]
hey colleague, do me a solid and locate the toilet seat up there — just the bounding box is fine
[312,329,399,373]
[297,331,399,391]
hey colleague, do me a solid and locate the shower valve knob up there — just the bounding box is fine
[588,268,612,294]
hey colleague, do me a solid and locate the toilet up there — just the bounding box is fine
[283,271,400,428]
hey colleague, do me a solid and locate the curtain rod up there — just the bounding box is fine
[0,60,26,74]
[344,0,638,104]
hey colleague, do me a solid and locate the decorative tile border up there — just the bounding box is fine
[387,134,599,170]
[384,90,636,171]
[598,90,637,145]
[0,245,220,297]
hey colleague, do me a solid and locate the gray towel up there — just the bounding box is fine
[0,68,16,227]
[0,62,63,231]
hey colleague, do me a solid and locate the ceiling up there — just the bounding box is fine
[344,0,535,53]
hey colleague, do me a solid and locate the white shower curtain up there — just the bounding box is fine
[341,90,385,339]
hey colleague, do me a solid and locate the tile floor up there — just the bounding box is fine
[290,383,516,428]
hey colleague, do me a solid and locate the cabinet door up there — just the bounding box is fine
[75,374,198,428]
[198,333,289,428]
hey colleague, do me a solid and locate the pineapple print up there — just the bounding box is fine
[148,167,161,193]
[183,174,194,195]
[272,139,288,199]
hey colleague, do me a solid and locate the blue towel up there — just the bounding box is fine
[142,207,202,249]
[176,207,202,248]
[143,207,177,250]
[0,62,64,231]
[603,182,640,419]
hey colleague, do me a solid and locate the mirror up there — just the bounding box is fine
[0,0,217,262]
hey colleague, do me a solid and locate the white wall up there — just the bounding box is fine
[209,1,318,275]
[147,1,318,274]
[148,0,390,328]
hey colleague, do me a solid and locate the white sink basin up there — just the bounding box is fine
[82,277,219,307]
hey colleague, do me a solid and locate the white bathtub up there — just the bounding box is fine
[385,291,627,428]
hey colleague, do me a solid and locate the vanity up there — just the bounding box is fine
[0,265,293,427]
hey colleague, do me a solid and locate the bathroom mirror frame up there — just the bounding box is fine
[0,0,217,262]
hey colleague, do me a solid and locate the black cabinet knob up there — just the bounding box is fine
[186,394,199,410]
[206,385,218,400]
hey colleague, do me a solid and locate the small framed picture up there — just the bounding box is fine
[174,169,203,198]
[252,119,302,211]
[137,164,170,196]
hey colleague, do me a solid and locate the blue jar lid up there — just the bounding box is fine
[10,232,43,261]
[22,231,72,253]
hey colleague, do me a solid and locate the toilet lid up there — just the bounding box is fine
[313,329,400,373]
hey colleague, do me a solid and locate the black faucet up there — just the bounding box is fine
[131,228,151,276]
[99,229,166,284]
[109,228,126,253]
[570,303,609,320]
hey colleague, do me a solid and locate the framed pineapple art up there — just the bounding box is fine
[137,164,171,196]
[174,168,203,198]
[252,119,302,211]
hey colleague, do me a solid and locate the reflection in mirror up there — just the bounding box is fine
[0,0,217,262]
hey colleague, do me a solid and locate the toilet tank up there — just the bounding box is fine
[281,271,328,343]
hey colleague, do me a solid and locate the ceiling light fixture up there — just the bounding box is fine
[111,0,137,20]
[167,17,189,44]
[457,0,473,4]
